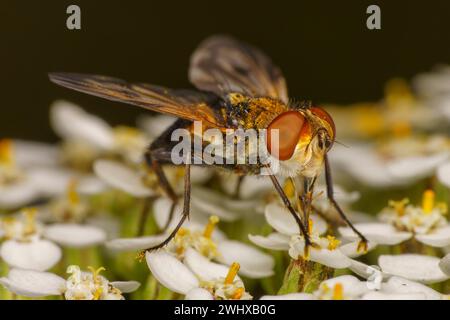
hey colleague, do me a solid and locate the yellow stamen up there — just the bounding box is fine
[23,208,37,235]
[422,190,435,214]
[87,266,106,283]
[203,216,219,238]
[67,180,80,205]
[177,227,188,237]
[224,262,240,285]
[389,198,409,216]
[307,218,314,235]
[326,235,341,250]
[0,139,14,166]
[231,287,244,300]
[332,283,344,300]
[283,178,295,198]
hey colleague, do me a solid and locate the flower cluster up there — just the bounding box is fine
[1,67,450,300]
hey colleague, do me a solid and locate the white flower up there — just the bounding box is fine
[330,136,450,188]
[261,274,444,300]
[439,253,450,276]
[94,159,213,198]
[0,208,106,271]
[0,139,88,210]
[249,202,374,269]
[437,161,450,188]
[340,190,450,248]
[107,214,274,279]
[50,101,151,165]
[0,266,139,300]
[146,248,252,300]
[349,254,449,285]
[137,114,177,139]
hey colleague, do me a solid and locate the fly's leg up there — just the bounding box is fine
[139,161,191,256]
[144,149,178,233]
[266,169,317,258]
[324,154,368,252]
[137,196,157,236]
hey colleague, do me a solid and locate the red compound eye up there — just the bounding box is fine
[310,107,336,141]
[267,111,305,160]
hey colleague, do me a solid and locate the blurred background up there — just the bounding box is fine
[1,0,450,141]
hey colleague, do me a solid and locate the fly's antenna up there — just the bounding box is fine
[334,140,349,148]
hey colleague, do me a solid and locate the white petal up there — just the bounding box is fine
[146,251,198,294]
[321,275,369,298]
[330,145,400,187]
[379,254,449,284]
[93,160,153,197]
[387,152,449,181]
[260,293,315,300]
[339,223,412,245]
[348,259,385,279]
[44,224,106,248]
[265,203,299,236]
[217,240,274,278]
[153,197,210,234]
[137,114,177,139]
[362,291,426,300]
[0,269,65,297]
[439,253,450,276]
[0,180,39,210]
[248,233,290,250]
[340,241,377,258]
[416,225,450,247]
[27,167,74,197]
[50,100,114,150]
[110,281,141,293]
[191,188,240,221]
[106,234,169,252]
[0,239,61,271]
[184,248,238,281]
[190,167,214,185]
[437,161,450,188]
[13,140,60,168]
[77,175,107,195]
[309,248,352,269]
[382,276,443,300]
[185,288,214,300]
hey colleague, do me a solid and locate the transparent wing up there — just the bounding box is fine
[189,35,288,103]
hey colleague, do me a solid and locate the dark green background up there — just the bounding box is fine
[1,1,450,141]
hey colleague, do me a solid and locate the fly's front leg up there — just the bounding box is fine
[266,167,318,258]
[139,162,191,256]
[324,154,368,252]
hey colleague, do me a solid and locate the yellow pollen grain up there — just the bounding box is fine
[422,190,435,214]
[224,262,240,285]
[231,287,244,300]
[203,216,219,238]
[389,198,409,216]
[332,283,344,300]
[326,235,340,250]
[0,139,13,165]
[67,180,80,205]
[177,227,188,237]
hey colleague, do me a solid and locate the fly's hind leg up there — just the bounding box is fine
[324,154,368,252]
